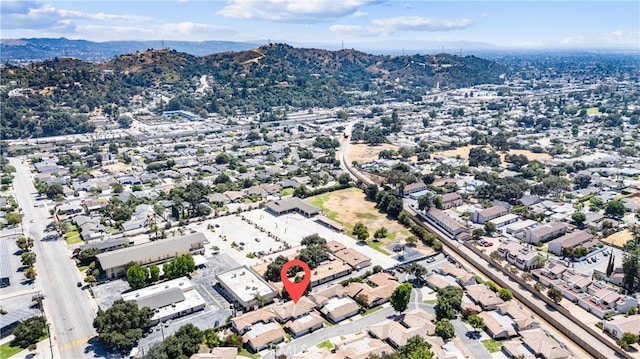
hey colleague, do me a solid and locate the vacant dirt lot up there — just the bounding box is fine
[602,229,633,247]
[306,188,410,243]
[346,143,400,163]
[432,146,552,164]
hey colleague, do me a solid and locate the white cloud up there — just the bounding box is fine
[1,1,155,31]
[70,22,236,42]
[372,16,472,32]
[0,1,234,41]
[562,29,639,47]
[216,0,382,23]
[331,15,473,37]
[351,11,369,17]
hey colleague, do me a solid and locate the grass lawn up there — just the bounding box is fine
[280,188,294,196]
[362,305,384,316]
[237,349,260,358]
[317,340,333,350]
[586,107,601,115]
[481,339,502,353]
[423,299,437,305]
[368,241,391,255]
[307,193,340,221]
[0,341,23,358]
[65,231,83,245]
[355,212,377,220]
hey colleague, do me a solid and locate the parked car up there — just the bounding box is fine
[483,242,493,247]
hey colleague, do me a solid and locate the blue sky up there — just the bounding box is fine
[1,1,638,49]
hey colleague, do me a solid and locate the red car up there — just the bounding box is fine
[483,241,493,247]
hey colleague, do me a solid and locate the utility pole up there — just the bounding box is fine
[35,292,55,358]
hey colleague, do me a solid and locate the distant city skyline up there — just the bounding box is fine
[1,0,639,50]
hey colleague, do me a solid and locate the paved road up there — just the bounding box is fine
[264,306,396,358]
[11,157,97,359]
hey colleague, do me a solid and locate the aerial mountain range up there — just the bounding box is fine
[0,42,506,139]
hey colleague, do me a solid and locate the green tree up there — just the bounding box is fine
[374,227,388,240]
[435,319,455,340]
[547,288,563,304]
[484,222,497,234]
[126,263,148,290]
[11,316,47,348]
[468,314,485,332]
[16,237,34,251]
[435,298,454,321]
[406,263,427,278]
[471,228,485,239]
[498,288,513,301]
[21,251,36,266]
[622,249,640,292]
[93,299,153,350]
[149,264,160,282]
[5,212,22,226]
[572,211,587,228]
[111,183,124,193]
[264,255,289,282]
[24,266,37,281]
[390,283,412,314]
[605,200,627,219]
[46,182,64,199]
[437,286,463,311]
[352,222,369,242]
[365,184,379,201]
[398,335,434,359]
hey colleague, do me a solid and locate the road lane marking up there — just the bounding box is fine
[59,335,95,350]
[200,284,223,309]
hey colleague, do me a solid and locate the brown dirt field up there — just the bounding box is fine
[346,143,400,164]
[306,188,411,244]
[602,230,633,247]
[432,146,552,164]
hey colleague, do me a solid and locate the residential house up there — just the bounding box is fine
[489,214,520,228]
[465,284,505,311]
[284,311,324,338]
[333,334,394,359]
[333,248,371,270]
[403,182,429,197]
[496,302,539,331]
[471,205,508,224]
[344,272,400,308]
[438,263,477,287]
[440,192,464,209]
[547,230,595,256]
[242,321,285,352]
[525,222,568,244]
[309,285,360,323]
[309,260,352,287]
[497,241,543,270]
[603,315,640,340]
[478,311,518,339]
[231,308,277,334]
[422,208,467,239]
[369,319,429,348]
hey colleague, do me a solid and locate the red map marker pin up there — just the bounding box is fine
[280,259,311,304]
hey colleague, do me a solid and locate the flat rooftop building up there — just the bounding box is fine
[97,233,205,278]
[121,277,206,325]
[216,266,277,311]
[265,198,321,217]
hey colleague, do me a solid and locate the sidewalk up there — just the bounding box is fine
[0,336,59,359]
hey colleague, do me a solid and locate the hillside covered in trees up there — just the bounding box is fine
[1,43,506,139]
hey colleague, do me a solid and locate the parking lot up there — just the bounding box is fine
[187,209,400,269]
